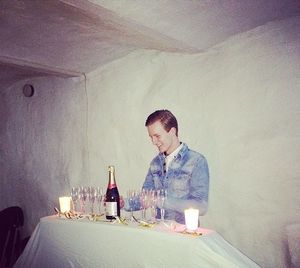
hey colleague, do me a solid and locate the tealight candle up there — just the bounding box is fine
[184,208,199,231]
[59,196,71,213]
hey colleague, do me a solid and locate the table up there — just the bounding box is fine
[14,215,260,268]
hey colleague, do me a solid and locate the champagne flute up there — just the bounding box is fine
[89,186,97,214]
[157,189,167,221]
[127,189,137,221]
[71,187,79,212]
[140,189,152,220]
[96,187,104,215]
[79,186,88,214]
[139,189,146,220]
[150,190,158,222]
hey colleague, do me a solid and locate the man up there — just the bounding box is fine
[142,109,209,224]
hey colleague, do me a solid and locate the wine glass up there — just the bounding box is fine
[156,189,167,221]
[96,187,104,215]
[127,189,137,221]
[150,190,158,222]
[139,189,146,220]
[140,189,152,220]
[79,186,88,214]
[71,187,79,212]
[89,186,97,214]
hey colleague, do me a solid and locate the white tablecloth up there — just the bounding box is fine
[15,215,260,268]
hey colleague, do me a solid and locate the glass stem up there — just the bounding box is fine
[161,208,165,221]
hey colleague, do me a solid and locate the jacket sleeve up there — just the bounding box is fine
[142,163,156,190]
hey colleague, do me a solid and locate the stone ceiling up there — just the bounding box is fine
[1,0,299,88]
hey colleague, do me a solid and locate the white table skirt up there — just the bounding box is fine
[14,215,260,268]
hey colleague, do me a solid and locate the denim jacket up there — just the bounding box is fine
[143,143,209,224]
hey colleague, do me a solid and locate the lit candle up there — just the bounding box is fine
[184,208,199,231]
[59,196,71,213]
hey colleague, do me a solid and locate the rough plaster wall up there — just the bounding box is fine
[0,14,299,268]
[87,16,300,268]
[0,76,88,235]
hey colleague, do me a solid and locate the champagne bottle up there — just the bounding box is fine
[105,165,120,220]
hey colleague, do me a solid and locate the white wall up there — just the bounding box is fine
[86,15,300,267]
[0,76,88,235]
[0,15,299,268]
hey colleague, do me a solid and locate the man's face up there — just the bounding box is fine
[147,120,176,155]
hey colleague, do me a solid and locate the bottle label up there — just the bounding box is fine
[106,202,118,216]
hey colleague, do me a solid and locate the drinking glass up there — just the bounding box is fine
[127,189,137,221]
[156,189,167,221]
[139,190,146,220]
[79,186,88,214]
[71,187,79,212]
[89,186,97,214]
[96,187,104,215]
[150,190,158,222]
[140,189,152,220]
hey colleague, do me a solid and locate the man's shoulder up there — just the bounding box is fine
[181,143,207,162]
[188,148,206,159]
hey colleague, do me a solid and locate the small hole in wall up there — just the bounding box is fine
[23,84,35,97]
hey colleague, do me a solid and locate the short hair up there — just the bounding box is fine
[145,109,178,136]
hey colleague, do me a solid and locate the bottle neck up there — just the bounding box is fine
[107,166,117,189]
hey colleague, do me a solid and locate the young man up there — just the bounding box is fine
[142,109,209,224]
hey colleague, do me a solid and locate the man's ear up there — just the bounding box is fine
[170,127,177,136]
